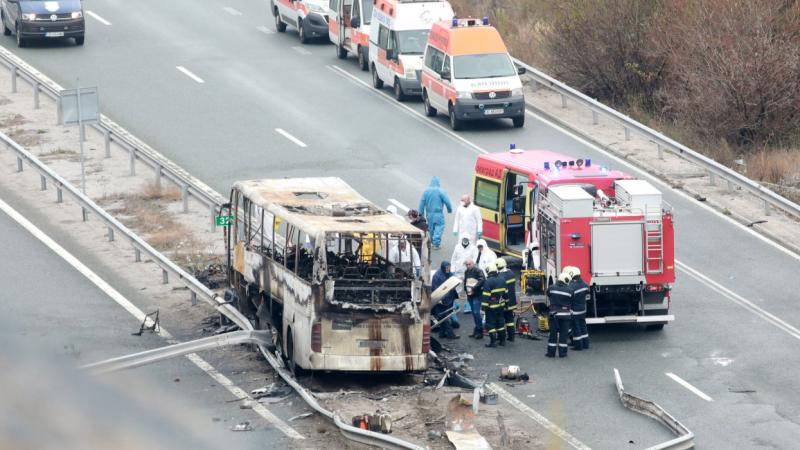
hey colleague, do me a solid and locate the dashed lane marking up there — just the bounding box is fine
[176,66,205,84]
[275,128,307,148]
[86,11,111,26]
[666,373,713,402]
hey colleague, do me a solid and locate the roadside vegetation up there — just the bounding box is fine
[450,0,800,200]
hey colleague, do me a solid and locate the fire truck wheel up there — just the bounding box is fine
[422,90,437,117]
[448,104,463,131]
[394,78,406,102]
[275,11,287,32]
[371,64,383,89]
[512,115,525,128]
[358,46,369,71]
[336,43,347,59]
[298,19,308,43]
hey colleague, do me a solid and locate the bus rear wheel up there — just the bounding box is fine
[285,332,307,377]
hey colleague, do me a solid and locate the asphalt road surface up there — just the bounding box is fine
[0,193,290,449]
[5,1,800,447]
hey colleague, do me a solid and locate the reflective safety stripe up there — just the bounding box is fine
[482,292,491,296]
[481,302,489,307]
[506,322,515,327]
[491,288,506,293]
[579,334,589,339]
[547,343,556,347]
[571,310,586,315]
[558,344,568,347]
[489,304,503,309]
[506,305,517,311]
[572,336,583,341]
[505,279,516,284]
[550,290,571,297]
[573,287,589,294]
[555,312,571,317]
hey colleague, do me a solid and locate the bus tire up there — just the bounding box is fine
[286,331,307,376]
[336,43,347,59]
[275,11,287,32]
[422,90,437,117]
[357,46,368,71]
[448,104,463,131]
[394,78,406,101]
[371,64,383,89]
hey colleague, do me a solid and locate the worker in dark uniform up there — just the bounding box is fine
[566,266,590,350]
[481,263,507,347]
[496,258,517,342]
[546,271,573,358]
[463,259,486,339]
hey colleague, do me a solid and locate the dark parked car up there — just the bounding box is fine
[1,0,85,47]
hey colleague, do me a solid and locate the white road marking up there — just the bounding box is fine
[292,46,312,55]
[86,10,111,26]
[275,128,307,148]
[223,6,243,16]
[488,383,592,450]
[256,25,274,35]
[0,196,303,440]
[327,64,487,155]
[388,198,410,212]
[176,66,205,84]
[665,373,713,402]
[678,261,800,341]
[527,109,800,263]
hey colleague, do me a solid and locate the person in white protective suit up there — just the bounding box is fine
[450,234,479,312]
[388,239,421,277]
[475,239,497,275]
[452,195,483,244]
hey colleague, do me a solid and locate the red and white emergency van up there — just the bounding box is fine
[420,17,526,130]
[271,0,330,43]
[368,0,454,101]
[472,148,675,328]
[329,0,374,70]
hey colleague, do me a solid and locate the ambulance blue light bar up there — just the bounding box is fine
[482,16,489,25]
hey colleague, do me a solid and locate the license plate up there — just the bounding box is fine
[357,340,386,349]
[484,108,504,115]
[45,32,65,37]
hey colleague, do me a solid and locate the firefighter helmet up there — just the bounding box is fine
[557,272,571,284]
[495,258,507,270]
[564,266,580,279]
[487,264,498,274]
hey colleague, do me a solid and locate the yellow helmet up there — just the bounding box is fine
[495,258,507,270]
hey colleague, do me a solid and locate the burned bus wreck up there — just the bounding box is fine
[222,178,431,373]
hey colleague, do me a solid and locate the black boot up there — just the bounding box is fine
[485,332,497,348]
[506,327,515,342]
[472,329,484,339]
[445,330,460,340]
[571,339,583,351]
[583,338,590,350]
[545,345,556,358]
[497,330,506,346]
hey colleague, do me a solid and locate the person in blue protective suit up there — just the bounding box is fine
[418,176,453,250]
[431,261,459,339]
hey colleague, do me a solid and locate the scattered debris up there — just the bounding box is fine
[173,378,180,383]
[351,413,393,434]
[132,310,160,336]
[500,365,530,382]
[211,417,221,423]
[427,430,443,440]
[239,402,253,410]
[728,388,756,394]
[288,412,314,422]
[214,324,239,335]
[231,421,253,432]
[445,395,491,449]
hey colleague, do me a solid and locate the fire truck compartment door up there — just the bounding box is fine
[586,314,674,325]
[590,221,645,286]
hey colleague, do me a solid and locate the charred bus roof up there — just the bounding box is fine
[233,177,422,235]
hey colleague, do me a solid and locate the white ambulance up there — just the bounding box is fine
[420,17,527,130]
[329,0,374,70]
[368,0,455,101]
[271,0,330,43]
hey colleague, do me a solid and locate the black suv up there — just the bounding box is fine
[1,0,85,47]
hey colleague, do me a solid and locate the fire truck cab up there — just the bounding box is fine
[473,148,675,328]
[329,0,374,70]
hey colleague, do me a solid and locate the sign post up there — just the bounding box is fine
[60,84,99,196]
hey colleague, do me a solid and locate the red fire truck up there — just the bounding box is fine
[472,148,675,328]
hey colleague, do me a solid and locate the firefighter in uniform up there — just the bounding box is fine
[565,266,590,350]
[546,270,573,358]
[496,258,517,342]
[481,263,507,348]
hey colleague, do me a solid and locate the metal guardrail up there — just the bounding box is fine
[0,49,423,450]
[614,369,695,450]
[514,57,800,219]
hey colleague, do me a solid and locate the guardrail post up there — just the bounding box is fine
[181,184,189,213]
[209,204,216,232]
[592,110,598,125]
[708,171,716,186]
[727,179,734,193]
[155,165,162,190]
[530,80,538,91]
[657,144,664,160]
[40,175,47,191]
[56,187,63,203]
[104,130,111,158]
[624,127,631,141]
[162,269,168,284]
[82,208,88,222]
[108,226,115,242]
[16,156,22,172]
[134,247,141,262]
[10,66,17,93]
[191,291,197,306]
[57,97,63,125]
[560,93,567,108]
[764,200,771,216]
[33,83,40,109]
[128,148,136,176]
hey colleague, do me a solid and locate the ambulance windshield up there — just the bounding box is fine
[397,29,430,54]
[453,53,516,79]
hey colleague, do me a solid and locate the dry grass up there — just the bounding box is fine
[7,128,46,147]
[0,113,27,128]
[746,150,800,186]
[141,180,182,201]
[39,148,80,162]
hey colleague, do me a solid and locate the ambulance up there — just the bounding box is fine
[472,148,676,328]
[420,17,526,130]
[329,0,374,70]
[271,0,330,43]
[368,0,455,101]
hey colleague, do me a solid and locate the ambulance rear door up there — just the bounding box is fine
[473,169,507,252]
